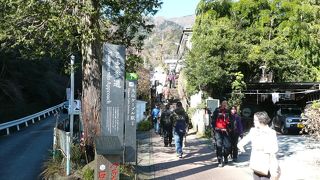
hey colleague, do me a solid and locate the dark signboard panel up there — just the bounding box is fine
[101,43,125,145]
[124,79,137,162]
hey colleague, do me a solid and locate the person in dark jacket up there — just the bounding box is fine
[160,104,173,147]
[211,99,231,167]
[172,102,189,158]
[229,106,243,162]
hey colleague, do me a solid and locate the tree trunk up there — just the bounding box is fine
[81,40,101,146]
[81,0,102,148]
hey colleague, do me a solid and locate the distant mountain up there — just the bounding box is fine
[142,15,196,68]
[153,14,195,28]
[168,15,196,28]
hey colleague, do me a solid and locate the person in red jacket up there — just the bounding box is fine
[211,99,231,167]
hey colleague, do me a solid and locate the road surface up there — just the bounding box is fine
[0,114,66,180]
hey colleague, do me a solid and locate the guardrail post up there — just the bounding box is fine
[6,128,10,135]
[38,117,41,121]
[66,132,71,176]
[44,114,46,118]
[16,125,20,131]
[32,119,35,123]
[25,121,28,127]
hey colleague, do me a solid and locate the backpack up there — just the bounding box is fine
[174,114,186,135]
[162,110,172,126]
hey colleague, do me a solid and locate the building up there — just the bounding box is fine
[175,27,193,73]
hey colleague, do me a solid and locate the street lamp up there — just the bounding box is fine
[70,54,75,138]
[67,54,75,176]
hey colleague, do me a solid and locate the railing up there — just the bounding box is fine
[0,102,65,135]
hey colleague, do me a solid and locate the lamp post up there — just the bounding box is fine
[70,54,75,138]
[66,54,75,176]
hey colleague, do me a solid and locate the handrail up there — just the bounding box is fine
[0,102,66,135]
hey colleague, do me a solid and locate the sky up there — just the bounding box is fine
[155,0,201,18]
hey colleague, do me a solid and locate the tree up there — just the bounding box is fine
[0,0,162,147]
[187,0,320,99]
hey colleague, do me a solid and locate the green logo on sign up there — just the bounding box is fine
[126,73,138,80]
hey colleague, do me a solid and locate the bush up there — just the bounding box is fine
[41,150,64,179]
[83,167,94,180]
[71,144,86,169]
[120,163,135,179]
[303,102,320,140]
[137,119,152,131]
[204,127,212,139]
[41,143,87,179]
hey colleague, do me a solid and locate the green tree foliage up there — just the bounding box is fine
[187,0,320,98]
[0,0,162,146]
[0,53,69,123]
[229,72,246,107]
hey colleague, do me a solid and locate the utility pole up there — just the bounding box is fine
[70,54,75,138]
[159,33,164,63]
[69,55,75,139]
[67,54,75,176]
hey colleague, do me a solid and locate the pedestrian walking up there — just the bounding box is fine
[160,104,173,147]
[163,84,170,103]
[211,99,231,167]
[229,106,243,162]
[151,104,161,134]
[156,83,164,103]
[167,72,173,88]
[172,101,189,158]
[238,111,280,180]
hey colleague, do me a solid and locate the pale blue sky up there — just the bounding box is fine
[155,0,200,18]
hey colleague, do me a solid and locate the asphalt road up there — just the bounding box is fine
[236,133,320,180]
[277,134,320,180]
[0,113,67,180]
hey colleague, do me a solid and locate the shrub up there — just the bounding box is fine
[71,143,86,169]
[40,150,64,179]
[302,102,320,141]
[83,167,94,180]
[204,127,212,139]
[120,163,135,179]
[41,144,87,179]
[137,119,152,131]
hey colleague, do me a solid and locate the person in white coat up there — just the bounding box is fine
[156,83,164,103]
[238,111,280,180]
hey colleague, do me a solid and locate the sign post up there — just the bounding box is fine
[99,43,125,180]
[124,73,138,163]
[101,43,125,144]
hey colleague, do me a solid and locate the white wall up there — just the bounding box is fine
[136,100,147,124]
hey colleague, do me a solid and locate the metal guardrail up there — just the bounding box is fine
[306,99,320,105]
[0,102,65,135]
